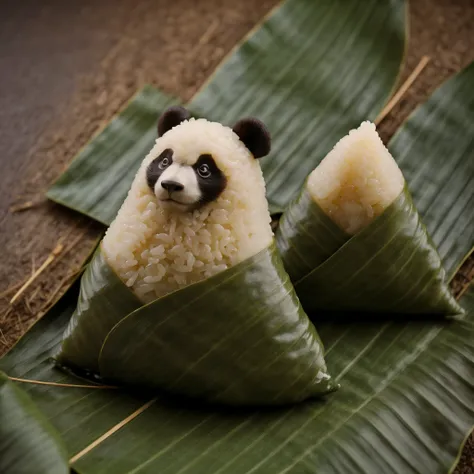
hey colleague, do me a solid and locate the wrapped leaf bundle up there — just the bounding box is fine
[56,107,336,406]
[276,122,463,316]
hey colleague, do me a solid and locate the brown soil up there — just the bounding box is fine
[0,0,473,471]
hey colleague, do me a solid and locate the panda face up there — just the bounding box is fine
[146,148,227,211]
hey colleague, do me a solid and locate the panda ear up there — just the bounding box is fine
[158,106,191,137]
[232,118,271,159]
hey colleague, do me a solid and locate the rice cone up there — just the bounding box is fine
[276,122,463,317]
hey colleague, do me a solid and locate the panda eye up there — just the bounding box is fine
[198,164,211,178]
[159,157,170,170]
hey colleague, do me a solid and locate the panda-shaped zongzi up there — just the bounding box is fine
[102,106,273,303]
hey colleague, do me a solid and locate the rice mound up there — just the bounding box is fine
[102,118,273,303]
[306,121,404,235]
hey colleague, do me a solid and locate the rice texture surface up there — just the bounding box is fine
[307,121,404,234]
[101,118,273,303]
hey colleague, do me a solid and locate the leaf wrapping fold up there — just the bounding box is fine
[277,185,463,316]
[275,183,349,282]
[0,372,69,474]
[56,242,336,405]
[57,247,142,373]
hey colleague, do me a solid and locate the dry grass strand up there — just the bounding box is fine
[9,199,45,213]
[38,267,83,314]
[0,279,28,300]
[69,398,157,463]
[8,376,118,389]
[10,240,65,305]
[375,56,431,125]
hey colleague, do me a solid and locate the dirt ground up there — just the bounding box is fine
[0,0,473,471]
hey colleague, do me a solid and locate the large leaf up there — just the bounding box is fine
[57,243,335,405]
[69,289,474,474]
[0,372,69,474]
[2,60,474,473]
[1,283,473,473]
[47,0,406,221]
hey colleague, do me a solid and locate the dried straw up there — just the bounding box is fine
[10,241,64,305]
[9,376,117,389]
[375,56,430,125]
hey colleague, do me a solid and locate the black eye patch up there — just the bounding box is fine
[193,154,227,205]
[146,148,173,191]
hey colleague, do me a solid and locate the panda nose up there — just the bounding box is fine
[161,180,184,193]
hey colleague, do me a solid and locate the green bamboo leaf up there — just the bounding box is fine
[56,243,335,406]
[277,185,463,316]
[1,285,473,474]
[47,0,406,222]
[73,290,474,473]
[0,281,151,458]
[0,372,69,474]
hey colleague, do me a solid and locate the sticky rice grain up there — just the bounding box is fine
[307,121,404,234]
[102,118,273,303]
